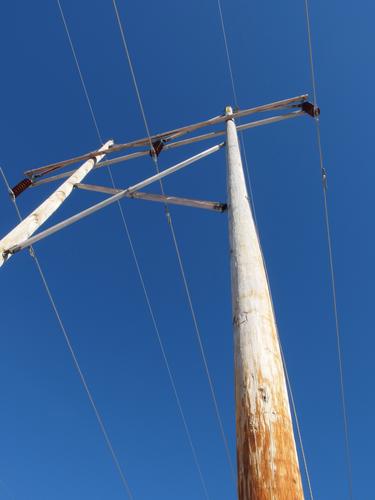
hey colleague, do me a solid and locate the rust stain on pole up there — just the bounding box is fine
[236,367,304,499]
[226,106,304,499]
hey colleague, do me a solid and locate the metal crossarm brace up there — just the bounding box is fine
[31,109,305,188]
[24,94,309,180]
[74,183,227,212]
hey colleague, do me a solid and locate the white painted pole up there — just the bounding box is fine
[226,107,304,499]
[0,140,113,266]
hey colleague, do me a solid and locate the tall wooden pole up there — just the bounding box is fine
[226,107,304,499]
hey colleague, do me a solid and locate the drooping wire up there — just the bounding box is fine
[216,0,238,106]
[303,2,353,498]
[260,243,314,499]
[112,0,236,485]
[303,0,318,108]
[154,152,236,485]
[163,203,236,484]
[112,0,153,149]
[56,0,103,144]
[55,3,211,497]
[282,346,314,500]
[216,0,314,492]
[0,167,134,500]
[105,169,211,500]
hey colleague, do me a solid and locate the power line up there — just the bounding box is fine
[55,2,211,497]
[112,0,153,149]
[262,242,314,499]
[217,0,238,106]
[165,208,236,484]
[105,175,211,500]
[112,0,236,485]
[282,346,314,500]
[0,167,134,500]
[254,189,315,498]
[56,0,103,144]
[303,0,318,108]
[303,1,353,498]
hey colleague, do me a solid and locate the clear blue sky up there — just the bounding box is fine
[0,1,372,499]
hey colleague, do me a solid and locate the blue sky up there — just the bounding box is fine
[0,0,373,499]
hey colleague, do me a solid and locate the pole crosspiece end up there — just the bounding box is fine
[301,101,320,118]
[0,249,10,267]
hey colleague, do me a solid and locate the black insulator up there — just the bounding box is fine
[150,139,165,158]
[11,178,32,198]
[301,101,320,117]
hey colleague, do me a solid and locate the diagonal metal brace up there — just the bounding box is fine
[74,183,227,212]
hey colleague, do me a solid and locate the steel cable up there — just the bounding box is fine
[56,2,211,497]
[0,167,134,500]
[112,0,236,486]
[216,0,314,494]
[303,1,353,497]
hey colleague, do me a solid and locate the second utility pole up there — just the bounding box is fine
[226,106,304,499]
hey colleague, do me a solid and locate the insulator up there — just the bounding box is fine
[301,101,320,117]
[149,139,165,158]
[11,178,32,198]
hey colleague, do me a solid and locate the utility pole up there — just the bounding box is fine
[1,95,315,498]
[226,107,304,499]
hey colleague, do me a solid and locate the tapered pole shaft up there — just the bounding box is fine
[226,107,304,500]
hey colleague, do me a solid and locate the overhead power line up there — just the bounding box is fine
[303,1,354,498]
[112,0,236,486]
[0,167,134,500]
[55,1,211,497]
[112,0,153,149]
[216,0,314,495]
[56,0,102,144]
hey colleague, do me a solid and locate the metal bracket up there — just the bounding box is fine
[150,139,165,158]
[11,178,33,198]
[301,101,320,118]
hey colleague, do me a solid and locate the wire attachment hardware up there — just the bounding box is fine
[301,101,320,118]
[150,139,165,159]
[11,178,33,198]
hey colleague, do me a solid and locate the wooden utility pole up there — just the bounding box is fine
[226,107,304,499]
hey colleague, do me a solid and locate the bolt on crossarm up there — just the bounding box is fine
[225,106,304,499]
